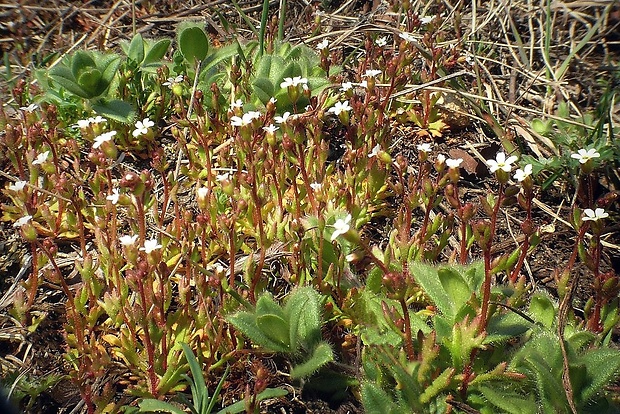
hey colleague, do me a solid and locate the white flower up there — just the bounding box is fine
[133,118,155,137]
[13,215,32,228]
[419,15,434,25]
[486,152,518,173]
[263,124,279,134]
[340,82,353,91]
[331,214,352,241]
[76,118,92,129]
[8,181,27,191]
[120,234,139,246]
[514,164,533,182]
[446,158,463,168]
[162,74,184,87]
[362,69,382,78]
[437,154,446,164]
[20,103,38,112]
[416,143,433,153]
[91,116,106,124]
[93,131,117,149]
[216,172,230,182]
[230,99,244,110]
[140,238,163,254]
[368,144,381,158]
[32,151,50,166]
[358,80,368,89]
[106,188,120,205]
[310,182,322,191]
[399,32,417,43]
[274,112,291,124]
[197,186,209,199]
[328,101,352,116]
[316,39,329,50]
[280,76,308,88]
[375,36,388,47]
[582,208,609,222]
[231,111,260,127]
[571,148,600,164]
[269,97,277,104]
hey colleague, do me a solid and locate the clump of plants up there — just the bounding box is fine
[1,2,619,414]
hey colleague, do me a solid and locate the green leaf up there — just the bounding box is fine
[419,367,453,404]
[128,33,146,64]
[478,385,539,414]
[71,50,97,79]
[577,348,620,404]
[528,292,556,328]
[217,388,287,414]
[285,287,322,350]
[92,99,135,123]
[138,399,186,414]
[179,25,209,65]
[409,262,452,317]
[48,66,90,98]
[290,342,334,379]
[361,382,397,414]
[180,343,208,411]
[144,38,172,65]
[485,312,531,345]
[76,67,103,96]
[256,313,290,349]
[438,267,471,318]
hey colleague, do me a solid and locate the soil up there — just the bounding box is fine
[1,0,619,413]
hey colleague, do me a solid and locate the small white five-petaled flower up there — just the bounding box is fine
[446,158,463,168]
[8,181,27,191]
[274,112,291,124]
[362,69,382,78]
[368,144,381,158]
[13,215,32,228]
[133,118,155,137]
[32,151,50,166]
[280,76,308,89]
[231,111,261,127]
[106,188,120,205]
[310,182,322,191]
[140,238,163,254]
[263,124,279,134]
[331,214,352,241]
[316,39,329,50]
[582,208,609,222]
[93,131,117,149]
[571,148,600,164]
[162,75,184,87]
[120,234,139,246]
[514,164,533,182]
[328,101,352,116]
[340,82,353,91]
[375,36,388,47]
[416,143,433,153]
[487,152,518,173]
[20,103,39,112]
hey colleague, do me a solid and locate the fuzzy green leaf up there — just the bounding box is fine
[128,33,146,64]
[256,313,290,349]
[138,399,186,414]
[290,342,333,379]
[286,287,322,350]
[91,99,135,123]
[144,38,171,65]
[438,267,471,318]
[577,348,620,404]
[528,292,556,328]
[217,388,288,414]
[48,66,90,98]
[179,25,209,65]
[478,385,538,414]
[419,367,453,404]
